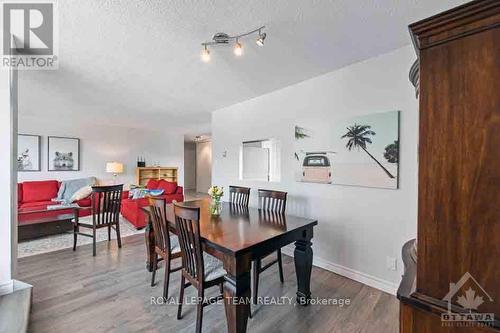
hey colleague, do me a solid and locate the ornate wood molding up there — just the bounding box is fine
[409,0,500,50]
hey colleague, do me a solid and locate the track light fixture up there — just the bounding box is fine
[200,26,266,62]
[201,45,210,62]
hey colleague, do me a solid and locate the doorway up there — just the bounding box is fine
[184,137,212,199]
[196,140,212,193]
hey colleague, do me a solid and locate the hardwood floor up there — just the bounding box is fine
[17,234,398,333]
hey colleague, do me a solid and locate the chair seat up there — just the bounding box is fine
[203,253,227,282]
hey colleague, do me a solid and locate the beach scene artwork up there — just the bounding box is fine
[294,111,400,189]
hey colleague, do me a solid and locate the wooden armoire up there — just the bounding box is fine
[398,1,500,332]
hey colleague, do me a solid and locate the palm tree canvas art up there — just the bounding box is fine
[335,111,400,189]
[294,111,400,189]
[341,124,395,179]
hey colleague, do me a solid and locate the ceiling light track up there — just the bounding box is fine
[200,26,267,62]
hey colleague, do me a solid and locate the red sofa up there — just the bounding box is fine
[17,180,94,225]
[121,179,184,229]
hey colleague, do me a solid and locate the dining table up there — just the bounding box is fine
[141,198,318,333]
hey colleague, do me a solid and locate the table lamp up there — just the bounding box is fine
[106,162,124,184]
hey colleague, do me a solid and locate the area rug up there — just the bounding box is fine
[18,216,144,258]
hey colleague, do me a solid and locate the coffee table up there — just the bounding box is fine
[18,205,84,241]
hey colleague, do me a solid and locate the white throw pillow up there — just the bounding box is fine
[70,185,93,202]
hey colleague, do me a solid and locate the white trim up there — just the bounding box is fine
[281,247,399,295]
[0,279,14,296]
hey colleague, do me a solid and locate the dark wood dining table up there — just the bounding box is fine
[141,199,317,333]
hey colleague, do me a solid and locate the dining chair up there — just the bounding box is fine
[253,189,287,305]
[229,185,251,206]
[174,204,227,333]
[148,197,182,301]
[72,184,123,256]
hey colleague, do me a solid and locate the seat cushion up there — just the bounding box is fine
[19,200,54,209]
[22,180,59,203]
[157,180,177,195]
[203,253,227,282]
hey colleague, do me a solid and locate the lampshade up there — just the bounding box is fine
[106,162,124,174]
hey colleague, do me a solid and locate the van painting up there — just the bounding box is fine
[302,154,332,184]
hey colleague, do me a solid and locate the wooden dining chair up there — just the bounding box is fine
[229,186,251,206]
[253,189,287,305]
[72,185,123,256]
[175,204,226,333]
[148,197,182,301]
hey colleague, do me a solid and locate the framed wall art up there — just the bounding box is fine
[17,134,41,171]
[47,136,80,171]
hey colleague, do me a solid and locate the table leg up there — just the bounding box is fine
[294,228,313,305]
[223,256,251,333]
[144,215,155,272]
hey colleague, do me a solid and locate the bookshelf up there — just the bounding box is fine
[135,167,178,186]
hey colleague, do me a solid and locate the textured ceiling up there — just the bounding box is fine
[19,0,467,134]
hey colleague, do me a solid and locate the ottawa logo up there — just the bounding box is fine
[441,272,494,327]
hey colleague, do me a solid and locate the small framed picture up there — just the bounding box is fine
[18,134,41,171]
[48,136,80,171]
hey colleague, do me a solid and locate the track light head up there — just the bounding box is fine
[234,40,243,56]
[201,45,210,62]
[256,32,266,46]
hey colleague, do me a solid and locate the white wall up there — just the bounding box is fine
[212,45,418,294]
[196,141,212,193]
[18,116,184,187]
[184,142,196,190]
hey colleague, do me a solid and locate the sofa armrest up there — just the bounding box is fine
[122,190,130,200]
[176,186,183,195]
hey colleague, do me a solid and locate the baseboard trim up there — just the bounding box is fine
[281,247,399,295]
[0,279,14,296]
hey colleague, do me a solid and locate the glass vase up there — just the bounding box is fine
[210,199,222,216]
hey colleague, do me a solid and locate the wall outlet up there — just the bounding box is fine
[386,256,397,271]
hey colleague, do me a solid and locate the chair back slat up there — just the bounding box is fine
[258,189,287,214]
[229,186,250,207]
[229,203,250,216]
[174,204,204,281]
[91,185,123,226]
[258,209,287,228]
[149,198,171,253]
